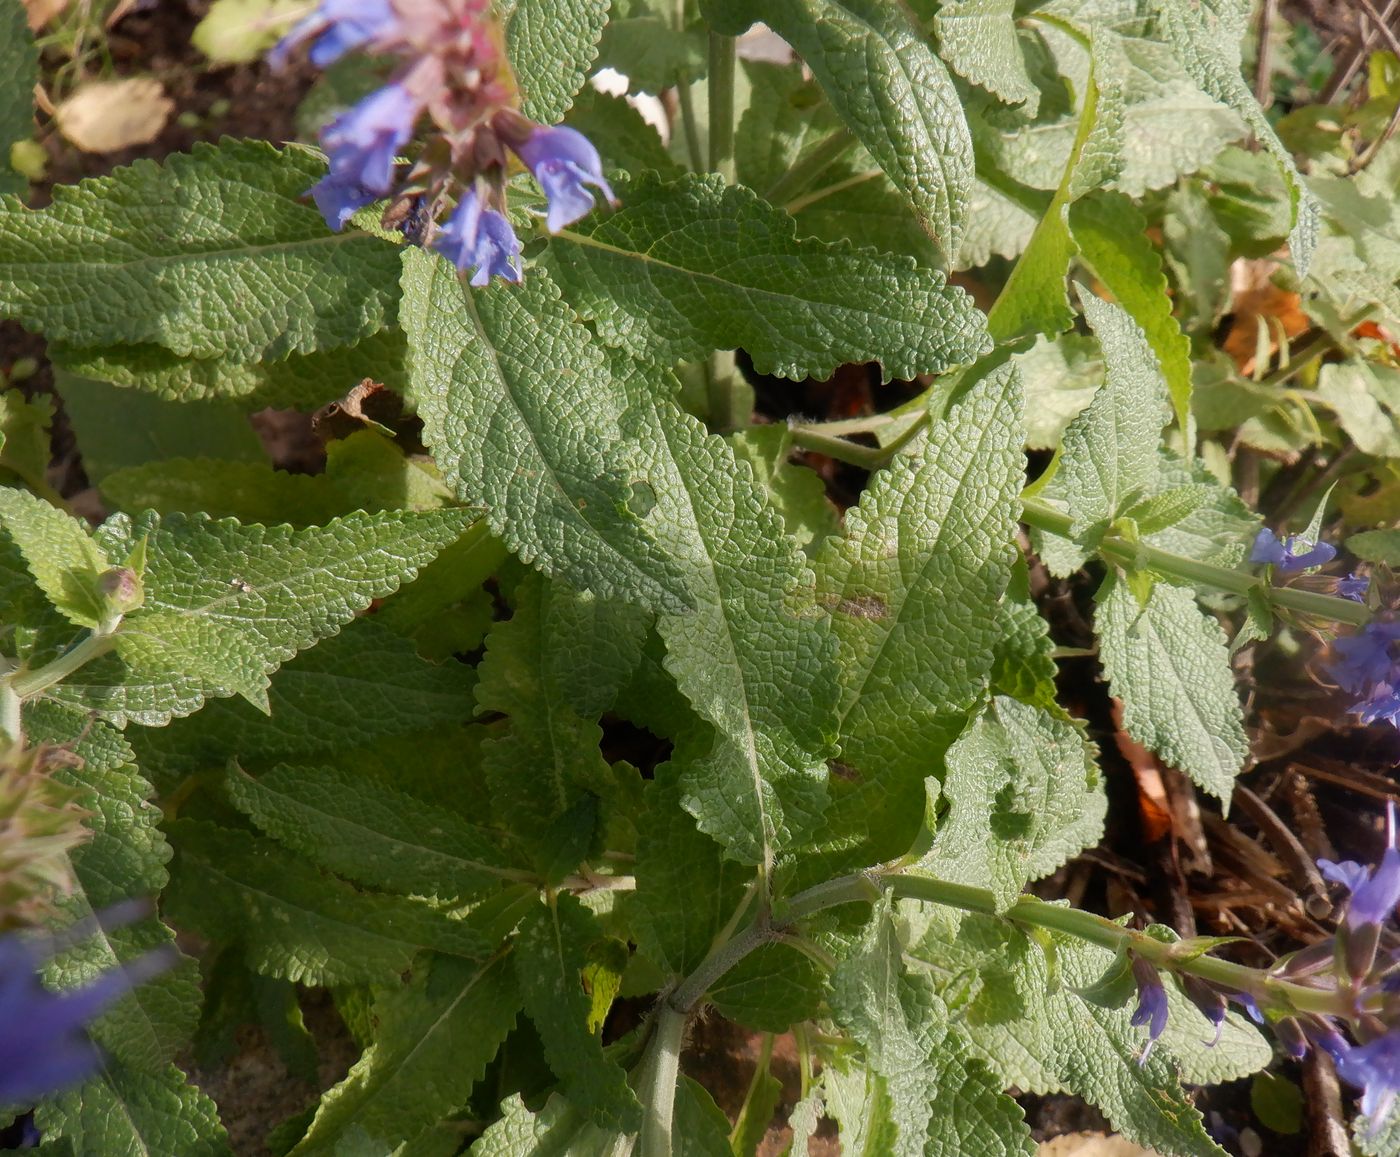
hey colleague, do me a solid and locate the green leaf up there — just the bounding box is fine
[926,696,1105,910]
[565,88,684,181]
[985,30,1126,342]
[708,942,826,1032]
[476,1081,731,1157]
[51,327,408,407]
[130,618,478,785]
[830,901,1034,1157]
[514,896,643,1132]
[26,702,201,1074]
[616,370,841,867]
[731,1050,783,1157]
[1068,191,1193,434]
[0,0,36,197]
[1141,452,1257,568]
[501,0,608,122]
[476,570,648,878]
[729,425,838,553]
[907,911,1228,1157]
[101,430,451,525]
[224,763,518,903]
[630,757,751,976]
[1096,574,1247,802]
[289,953,520,1157]
[542,174,989,382]
[990,559,1060,712]
[935,0,1039,113]
[49,508,473,726]
[597,16,707,94]
[811,362,1024,867]
[0,486,111,628]
[1035,291,1171,575]
[35,1061,231,1157]
[401,250,690,614]
[51,375,265,484]
[0,141,400,361]
[830,901,948,1155]
[1349,528,1400,565]
[165,821,491,984]
[727,0,972,261]
[1156,0,1319,276]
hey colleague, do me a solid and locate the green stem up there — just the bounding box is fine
[636,1006,687,1157]
[704,348,749,433]
[788,427,896,470]
[885,874,1353,1017]
[707,32,736,181]
[675,78,705,173]
[8,630,121,700]
[1020,497,1371,627]
[0,682,20,746]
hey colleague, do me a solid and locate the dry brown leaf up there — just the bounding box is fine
[54,77,173,153]
[22,0,67,31]
[1036,1133,1161,1156]
[1221,258,1309,376]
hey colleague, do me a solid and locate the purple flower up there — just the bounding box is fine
[512,126,615,233]
[433,190,522,287]
[322,83,420,196]
[269,0,399,71]
[1338,574,1370,602]
[1338,1031,1400,1128]
[1130,956,1169,1064]
[1250,528,1337,572]
[309,175,378,231]
[1330,622,1400,696]
[1319,803,1400,929]
[0,932,168,1106]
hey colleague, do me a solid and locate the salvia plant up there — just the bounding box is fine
[2,0,1400,1153]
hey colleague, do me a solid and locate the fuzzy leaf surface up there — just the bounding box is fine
[0,486,110,628]
[1156,0,1318,275]
[27,703,200,1074]
[35,1061,231,1157]
[812,362,1024,866]
[514,896,642,1132]
[935,0,1038,111]
[165,821,490,985]
[46,507,471,727]
[225,764,517,903]
[501,0,608,122]
[1036,292,1170,574]
[290,953,520,1156]
[715,0,972,259]
[908,911,1230,1157]
[0,141,400,361]
[401,251,689,613]
[927,697,1105,909]
[1096,576,1247,802]
[618,369,840,867]
[544,175,988,381]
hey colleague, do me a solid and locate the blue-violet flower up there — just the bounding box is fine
[1338,574,1370,602]
[1130,956,1169,1063]
[432,190,523,286]
[1338,1032,1400,1128]
[1318,803,1400,929]
[310,175,379,231]
[1250,527,1337,572]
[269,0,399,71]
[0,932,167,1106]
[321,82,420,195]
[512,125,616,233]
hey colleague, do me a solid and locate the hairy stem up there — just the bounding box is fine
[7,629,121,700]
[1020,497,1371,627]
[635,1005,687,1157]
[707,32,736,182]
